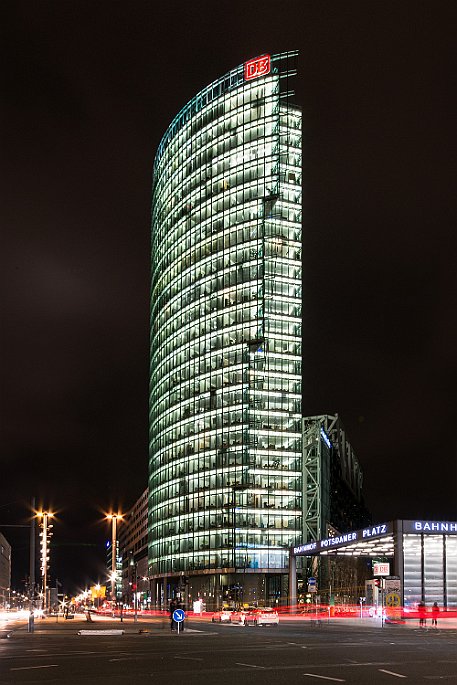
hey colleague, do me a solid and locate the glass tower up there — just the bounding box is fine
[149,52,302,605]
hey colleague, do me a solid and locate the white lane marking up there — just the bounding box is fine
[303,675,345,682]
[11,665,59,671]
[236,662,266,669]
[174,656,203,661]
[379,669,407,678]
[264,643,290,648]
[78,629,124,635]
[423,677,457,680]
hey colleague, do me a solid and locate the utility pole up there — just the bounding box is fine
[30,497,36,606]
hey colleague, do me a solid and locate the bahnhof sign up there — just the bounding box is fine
[289,520,457,609]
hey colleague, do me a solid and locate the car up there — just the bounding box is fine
[245,607,279,626]
[230,608,248,625]
[211,609,233,623]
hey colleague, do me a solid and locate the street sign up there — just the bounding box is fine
[173,609,185,623]
[386,592,401,607]
[308,577,316,585]
[384,577,402,623]
[373,562,390,576]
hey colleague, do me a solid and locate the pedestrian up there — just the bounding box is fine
[418,600,426,627]
[431,602,439,628]
[169,600,176,631]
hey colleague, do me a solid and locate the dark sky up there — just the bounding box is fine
[1,1,456,593]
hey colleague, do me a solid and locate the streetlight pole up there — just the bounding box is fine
[111,515,117,599]
[30,496,36,607]
[106,513,123,609]
[129,553,138,623]
[37,511,54,613]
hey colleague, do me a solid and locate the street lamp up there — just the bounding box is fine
[36,511,54,612]
[129,552,138,622]
[106,513,123,606]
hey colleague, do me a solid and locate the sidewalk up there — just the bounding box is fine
[292,616,457,631]
[1,612,172,637]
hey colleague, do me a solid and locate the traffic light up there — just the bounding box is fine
[374,579,381,587]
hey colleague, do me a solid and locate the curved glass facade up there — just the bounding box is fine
[149,52,302,585]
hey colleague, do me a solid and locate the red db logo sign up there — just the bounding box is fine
[244,54,271,81]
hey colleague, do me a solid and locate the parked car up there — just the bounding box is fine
[211,609,233,623]
[245,607,280,626]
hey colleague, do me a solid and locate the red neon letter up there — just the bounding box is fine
[244,55,271,81]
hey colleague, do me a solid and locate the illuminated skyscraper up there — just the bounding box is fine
[149,52,302,607]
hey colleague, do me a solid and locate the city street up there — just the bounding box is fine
[1,614,456,684]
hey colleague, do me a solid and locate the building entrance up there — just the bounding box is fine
[289,519,457,611]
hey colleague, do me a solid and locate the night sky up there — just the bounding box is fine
[1,1,456,593]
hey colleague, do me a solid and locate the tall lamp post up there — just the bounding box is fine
[129,552,138,623]
[106,513,123,606]
[37,511,54,612]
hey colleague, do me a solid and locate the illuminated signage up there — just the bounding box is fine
[293,520,457,557]
[293,522,392,556]
[296,541,317,554]
[320,427,332,449]
[321,532,357,548]
[363,524,388,538]
[244,54,271,81]
[373,562,390,576]
[410,520,457,534]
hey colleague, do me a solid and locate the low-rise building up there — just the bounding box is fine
[0,532,11,608]
[119,489,149,608]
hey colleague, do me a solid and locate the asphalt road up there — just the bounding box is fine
[1,615,456,685]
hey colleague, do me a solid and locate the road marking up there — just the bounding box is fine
[379,670,407,678]
[423,677,457,680]
[303,675,345,682]
[236,662,266,669]
[11,665,59,671]
[78,629,124,635]
[265,643,291,648]
[67,650,98,654]
[174,656,203,661]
